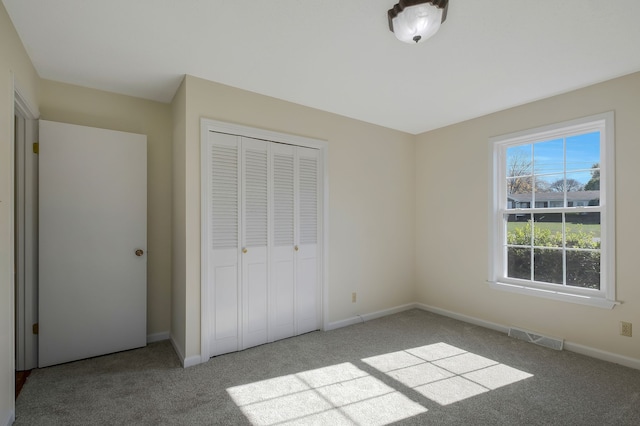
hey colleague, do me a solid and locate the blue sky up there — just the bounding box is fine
[507,131,600,185]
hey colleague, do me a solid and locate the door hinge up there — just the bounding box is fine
[33,142,39,154]
[32,323,39,335]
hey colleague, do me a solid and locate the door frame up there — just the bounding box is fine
[199,118,329,364]
[13,80,39,371]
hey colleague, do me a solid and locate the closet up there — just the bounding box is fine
[202,124,323,358]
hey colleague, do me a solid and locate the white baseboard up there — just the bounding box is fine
[169,335,203,368]
[172,301,640,371]
[415,303,640,370]
[563,341,640,370]
[3,409,14,426]
[325,316,363,330]
[415,303,510,334]
[326,303,417,331]
[183,355,202,368]
[169,335,186,367]
[147,331,170,343]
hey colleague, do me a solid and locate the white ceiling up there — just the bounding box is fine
[4,0,640,134]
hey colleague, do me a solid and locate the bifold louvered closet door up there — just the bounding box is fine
[204,132,320,357]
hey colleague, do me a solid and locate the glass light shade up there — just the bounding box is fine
[391,3,443,44]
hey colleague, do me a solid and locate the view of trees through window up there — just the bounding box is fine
[504,131,601,289]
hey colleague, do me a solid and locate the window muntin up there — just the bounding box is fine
[490,113,615,308]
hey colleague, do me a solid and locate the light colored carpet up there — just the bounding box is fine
[15,309,640,425]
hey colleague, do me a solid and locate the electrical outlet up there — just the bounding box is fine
[352,292,357,303]
[620,321,632,337]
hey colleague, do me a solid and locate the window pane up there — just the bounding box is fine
[583,166,600,191]
[506,177,532,209]
[535,173,564,208]
[506,214,531,245]
[566,250,600,289]
[533,213,562,248]
[566,213,600,249]
[534,139,564,175]
[563,171,588,192]
[534,248,563,284]
[563,171,598,207]
[506,144,532,178]
[508,247,530,280]
[566,132,600,173]
[580,168,601,206]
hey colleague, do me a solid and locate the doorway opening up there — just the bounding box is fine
[13,86,39,394]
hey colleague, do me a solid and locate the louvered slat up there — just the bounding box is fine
[245,149,268,247]
[299,156,318,244]
[273,153,294,246]
[211,145,238,249]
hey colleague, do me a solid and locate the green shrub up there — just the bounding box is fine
[507,221,599,249]
[507,220,600,289]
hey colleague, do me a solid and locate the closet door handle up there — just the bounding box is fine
[294,245,299,251]
[242,248,248,254]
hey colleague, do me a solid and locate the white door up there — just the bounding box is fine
[38,120,147,368]
[270,144,296,342]
[241,138,269,349]
[206,134,241,357]
[296,148,320,334]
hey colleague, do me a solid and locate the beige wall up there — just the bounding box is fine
[173,75,417,359]
[415,71,640,360]
[0,3,40,423]
[38,80,173,338]
[170,78,187,358]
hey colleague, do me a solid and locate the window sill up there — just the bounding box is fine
[488,281,619,309]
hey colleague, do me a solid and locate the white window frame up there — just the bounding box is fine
[488,112,617,309]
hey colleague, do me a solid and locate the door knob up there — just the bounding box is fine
[294,245,299,251]
[242,248,248,254]
[135,249,144,257]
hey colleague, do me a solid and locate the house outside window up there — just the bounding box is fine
[489,112,616,308]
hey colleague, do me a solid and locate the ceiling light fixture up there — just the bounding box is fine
[388,0,449,44]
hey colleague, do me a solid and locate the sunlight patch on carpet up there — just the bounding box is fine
[227,362,426,425]
[363,342,533,406]
[228,342,533,425]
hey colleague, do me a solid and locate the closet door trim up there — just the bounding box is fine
[200,118,328,363]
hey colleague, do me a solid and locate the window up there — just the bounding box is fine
[489,112,616,308]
